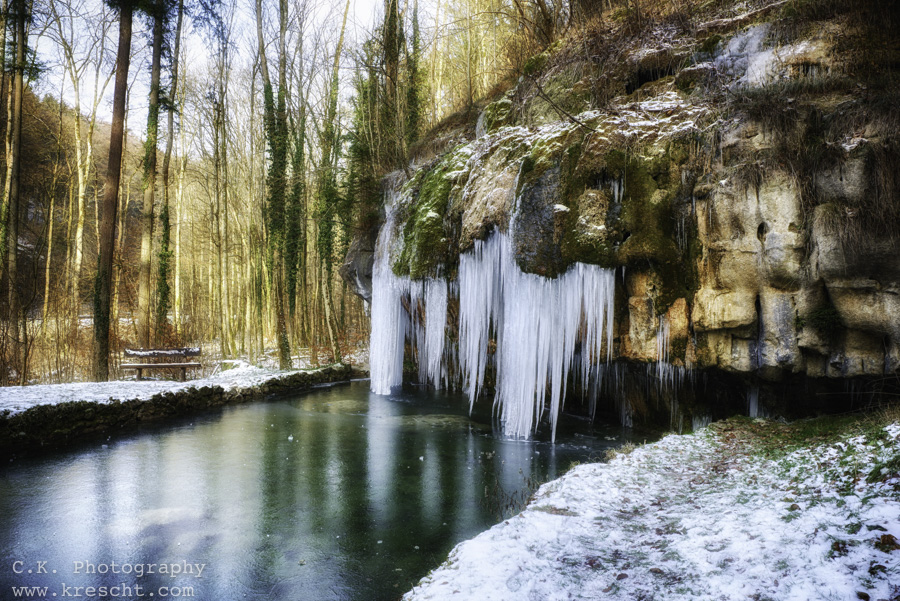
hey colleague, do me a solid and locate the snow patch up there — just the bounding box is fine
[405,423,900,601]
[0,362,319,416]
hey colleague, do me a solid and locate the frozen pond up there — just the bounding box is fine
[0,381,639,600]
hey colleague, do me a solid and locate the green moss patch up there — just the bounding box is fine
[394,149,469,278]
[711,409,899,461]
[556,144,700,310]
[481,96,516,133]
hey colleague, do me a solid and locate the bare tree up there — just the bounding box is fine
[47,0,116,329]
[1,0,29,383]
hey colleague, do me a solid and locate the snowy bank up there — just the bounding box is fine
[405,418,900,601]
[0,363,354,456]
[0,361,336,416]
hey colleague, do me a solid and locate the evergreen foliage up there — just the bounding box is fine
[155,201,172,340]
[406,0,423,147]
[316,62,341,277]
[285,125,306,318]
[346,72,381,233]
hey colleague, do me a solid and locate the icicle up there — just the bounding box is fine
[421,279,448,388]
[458,234,503,410]
[371,178,619,439]
[408,280,425,378]
[610,177,624,204]
[458,231,616,441]
[618,390,634,428]
[652,314,688,397]
[369,181,410,395]
[692,414,712,431]
[747,384,762,418]
[676,214,688,251]
[655,315,672,392]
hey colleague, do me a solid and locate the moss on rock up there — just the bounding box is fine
[394,149,469,278]
[481,96,516,133]
[555,143,701,314]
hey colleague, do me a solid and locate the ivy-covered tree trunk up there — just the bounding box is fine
[382,0,406,165]
[0,0,10,302]
[137,0,165,348]
[42,86,66,327]
[315,0,350,364]
[406,0,423,147]
[285,124,305,320]
[157,0,184,342]
[94,0,133,381]
[256,0,292,369]
[347,59,383,258]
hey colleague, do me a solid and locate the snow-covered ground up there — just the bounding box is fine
[0,362,337,416]
[405,420,900,601]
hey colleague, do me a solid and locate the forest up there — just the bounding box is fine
[0,0,898,598]
[0,0,570,384]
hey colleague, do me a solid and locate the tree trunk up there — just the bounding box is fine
[315,0,350,364]
[112,121,130,350]
[255,0,292,369]
[70,119,86,318]
[4,0,27,384]
[221,90,234,355]
[42,84,66,326]
[94,1,133,381]
[137,2,164,348]
[157,0,184,343]
[62,175,75,377]
[323,274,340,363]
[174,128,186,337]
[213,97,227,358]
[0,0,10,304]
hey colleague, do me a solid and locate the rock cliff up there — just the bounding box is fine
[343,0,900,422]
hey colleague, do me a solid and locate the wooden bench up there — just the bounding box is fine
[122,347,202,382]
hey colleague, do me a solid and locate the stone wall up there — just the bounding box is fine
[0,364,354,458]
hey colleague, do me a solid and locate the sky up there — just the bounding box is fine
[33,0,385,134]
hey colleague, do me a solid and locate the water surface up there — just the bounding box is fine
[0,381,636,600]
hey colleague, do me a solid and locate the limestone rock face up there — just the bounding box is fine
[339,220,379,302]
[342,13,900,384]
[511,167,565,276]
[456,138,518,250]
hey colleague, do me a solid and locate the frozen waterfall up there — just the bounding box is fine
[369,184,410,395]
[369,211,617,439]
[421,279,449,388]
[458,232,616,441]
[369,181,450,395]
